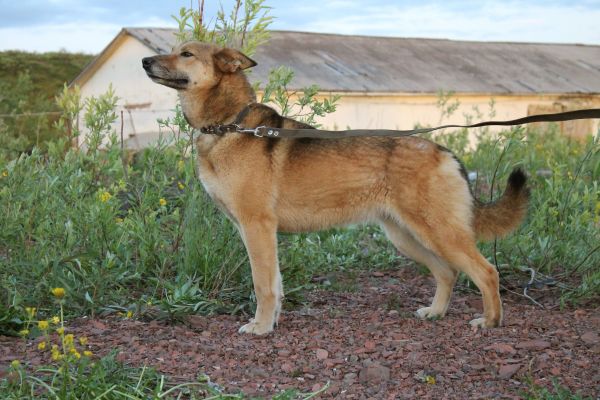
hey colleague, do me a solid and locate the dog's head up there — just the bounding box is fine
[142,41,257,91]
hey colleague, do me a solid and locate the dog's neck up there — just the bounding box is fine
[178,72,256,129]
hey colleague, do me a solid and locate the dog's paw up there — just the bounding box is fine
[238,320,273,335]
[415,307,443,320]
[469,317,500,328]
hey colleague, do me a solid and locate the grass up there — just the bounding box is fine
[0,87,598,397]
[523,379,595,400]
[0,51,94,158]
[1,88,598,329]
[4,350,328,399]
[0,51,93,99]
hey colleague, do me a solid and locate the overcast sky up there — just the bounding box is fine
[0,0,599,53]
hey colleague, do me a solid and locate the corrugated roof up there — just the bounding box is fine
[99,28,600,94]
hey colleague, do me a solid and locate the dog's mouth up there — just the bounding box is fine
[146,73,189,89]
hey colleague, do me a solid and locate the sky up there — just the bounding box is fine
[0,0,599,53]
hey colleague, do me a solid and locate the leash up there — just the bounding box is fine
[200,108,600,139]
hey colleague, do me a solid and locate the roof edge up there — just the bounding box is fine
[123,27,600,48]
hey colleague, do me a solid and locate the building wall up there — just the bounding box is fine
[316,92,600,139]
[78,37,600,148]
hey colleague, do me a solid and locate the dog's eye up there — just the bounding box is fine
[180,51,194,58]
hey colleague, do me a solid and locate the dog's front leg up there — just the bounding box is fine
[238,217,282,335]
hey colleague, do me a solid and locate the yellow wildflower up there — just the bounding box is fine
[18,329,29,337]
[51,350,63,361]
[79,336,88,345]
[1,171,7,177]
[115,217,124,223]
[38,341,47,351]
[425,375,436,385]
[38,320,49,330]
[56,327,65,336]
[10,360,20,368]
[159,198,167,207]
[73,351,81,359]
[51,287,65,298]
[178,181,185,190]
[64,334,74,346]
[126,310,133,319]
[25,307,37,317]
[83,350,93,357]
[51,316,60,325]
[99,191,112,202]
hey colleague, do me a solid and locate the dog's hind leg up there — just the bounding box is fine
[380,218,458,319]
[237,217,281,335]
[398,218,502,328]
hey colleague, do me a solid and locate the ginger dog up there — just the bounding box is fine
[143,42,529,335]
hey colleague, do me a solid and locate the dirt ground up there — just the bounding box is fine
[2,266,599,399]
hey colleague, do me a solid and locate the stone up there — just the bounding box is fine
[484,343,516,354]
[316,349,329,360]
[516,340,550,350]
[359,363,391,384]
[580,331,599,345]
[497,364,521,380]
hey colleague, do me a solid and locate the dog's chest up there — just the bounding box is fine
[197,158,239,223]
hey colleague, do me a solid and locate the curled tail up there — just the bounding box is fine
[474,168,530,241]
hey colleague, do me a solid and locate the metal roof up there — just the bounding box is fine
[87,28,600,94]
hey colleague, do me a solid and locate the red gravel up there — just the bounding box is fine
[2,267,599,399]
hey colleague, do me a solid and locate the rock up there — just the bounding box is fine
[359,363,391,384]
[484,343,516,354]
[316,349,329,360]
[580,331,599,345]
[516,340,550,350]
[497,364,521,380]
[278,349,291,357]
[343,372,357,382]
[365,340,376,350]
[281,363,294,373]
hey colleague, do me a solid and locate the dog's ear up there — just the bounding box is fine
[214,48,257,73]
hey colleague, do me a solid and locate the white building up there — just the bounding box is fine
[72,28,600,148]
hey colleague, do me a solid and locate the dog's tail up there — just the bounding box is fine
[473,168,530,241]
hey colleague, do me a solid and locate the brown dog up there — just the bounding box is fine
[142,41,529,335]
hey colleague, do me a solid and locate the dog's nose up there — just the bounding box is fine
[142,57,154,70]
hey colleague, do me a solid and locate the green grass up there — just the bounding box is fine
[1,88,599,333]
[0,51,94,158]
[523,379,595,400]
[3,352,327,399]
[0,51,93,99]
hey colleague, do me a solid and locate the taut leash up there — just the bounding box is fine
[200,108,600,139]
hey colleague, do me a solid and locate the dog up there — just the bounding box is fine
[142,41,529,335]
